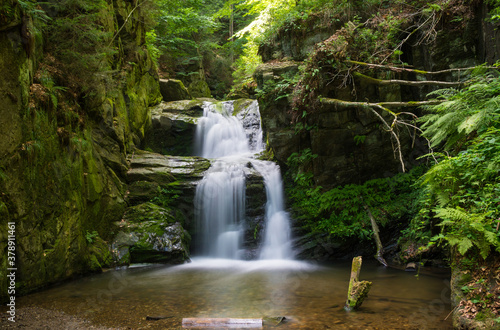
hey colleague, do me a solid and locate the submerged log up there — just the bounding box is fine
[344,256,372,312]
[182,318,263,328]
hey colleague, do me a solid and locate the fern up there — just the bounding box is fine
[421,74,500,151]
[433,207,500,259]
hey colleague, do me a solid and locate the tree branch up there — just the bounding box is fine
[353,72,462,87]
[320,97,440,172]
[346,60,498,75]
[108,0,148,47]
[320,97,441,109]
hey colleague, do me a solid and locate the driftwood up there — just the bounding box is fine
[263,316,286,326]
[345,256,372,312]
[182,318,263,328]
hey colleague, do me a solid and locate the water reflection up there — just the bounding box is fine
[16,259,452,329]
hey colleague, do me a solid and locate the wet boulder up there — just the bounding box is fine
[112,202,191,265]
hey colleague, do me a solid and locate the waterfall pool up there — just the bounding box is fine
[12,259,452,329]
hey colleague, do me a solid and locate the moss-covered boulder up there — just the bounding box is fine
[159,79,192,101]
[144,99,211,155]
[188,76,211,98]
[112,202,190,265]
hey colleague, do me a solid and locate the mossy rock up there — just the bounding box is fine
[127,181,160,206]
[123,202,176,226]
[188,77,211,98]
[159,79,192,101]
[112,203,190,264]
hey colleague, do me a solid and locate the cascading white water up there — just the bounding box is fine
[194,100,292,260]
[195,102,251,158]
[251,160,294,260]
[194,161,246,259]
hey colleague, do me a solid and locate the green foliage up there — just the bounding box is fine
[255,71,299,102]
[145,30,160,64]
[418,73,500,260]
[287,146,423,241]
[150,183,181,209]
[85,230,99,244]
[354,135,367,145]
[420,71,500,151]
[41,0,117,98]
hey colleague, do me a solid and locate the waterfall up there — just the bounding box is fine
[194,161,246,259]
[194,100,292,260]
[251,160,294,260]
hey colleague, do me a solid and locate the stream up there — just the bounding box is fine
[5,100,452,329]
[13,259,452,329]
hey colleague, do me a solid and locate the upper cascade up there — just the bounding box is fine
[194,100,263,158]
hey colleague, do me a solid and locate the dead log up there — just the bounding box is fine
[364,204,388,267]
[182,318,263,328]
[345,60,498,75]
[320,97,441,109]
[353,72,462,87]
[344,256,372,312]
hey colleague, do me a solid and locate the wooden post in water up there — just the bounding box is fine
[344,256,372,312]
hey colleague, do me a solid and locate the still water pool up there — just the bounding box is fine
[15,258,452,329]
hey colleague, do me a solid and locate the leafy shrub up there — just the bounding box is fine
[286,149,422,241]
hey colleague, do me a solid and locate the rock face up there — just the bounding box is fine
[254,7,498,188]
[0,0,161,299]
[255,62,420,188]
[159,79,192,101]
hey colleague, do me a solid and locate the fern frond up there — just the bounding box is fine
[457,237,473,255]
[484,230,500,248]
[435,207,468,222]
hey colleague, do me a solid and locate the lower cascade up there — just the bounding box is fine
[194,100,293,260]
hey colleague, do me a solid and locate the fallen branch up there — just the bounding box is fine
[321,97,442,109]
[364,204,388,267]
[320,97,441,172]
[353,72,462,87]
[346,60,498,75]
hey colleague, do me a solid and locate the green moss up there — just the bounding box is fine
[188,78,211,98]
